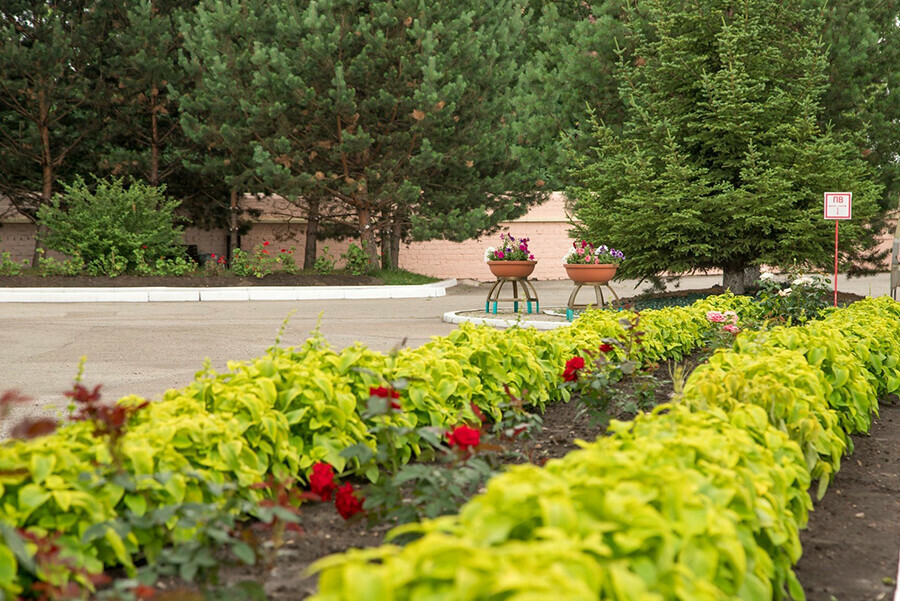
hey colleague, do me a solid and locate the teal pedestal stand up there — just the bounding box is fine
[566,282,620,321]
[485,277,540,315]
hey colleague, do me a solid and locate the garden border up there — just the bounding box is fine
[0,279,457,303]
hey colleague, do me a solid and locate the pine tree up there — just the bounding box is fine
[0,0,107,262]
[100,0,196,188]
[568,0,884,293]
[178,0,547,267]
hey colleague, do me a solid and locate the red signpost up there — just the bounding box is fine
[824,192,852,307]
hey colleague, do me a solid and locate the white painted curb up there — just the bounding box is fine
[443,309,570,331]
[0,279,456,303]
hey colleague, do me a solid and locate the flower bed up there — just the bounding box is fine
[310,297,900,600]
[0,295,741,596]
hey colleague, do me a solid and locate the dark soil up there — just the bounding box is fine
[0,273,383,287]
[796,397,900,601]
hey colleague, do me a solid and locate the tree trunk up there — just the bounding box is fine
[228,189,240,266]
[357,206,379,268]
[149,83,160,187]
[303,196,319,269]
[380,223,391,269]
[722,264,760,295]
[390,221,401,269]
[32,115,53,266]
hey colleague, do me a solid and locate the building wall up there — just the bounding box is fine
[3,193,895,280]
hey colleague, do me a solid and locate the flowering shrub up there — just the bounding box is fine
[700,310,742,355]
[754,269,831,324]
[559,312,659,426]
[232,241,275,277]
[484,233,535,262]
[563,240,625,265]
[341,240,374,275]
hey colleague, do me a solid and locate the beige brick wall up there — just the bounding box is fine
[4,192,894,278]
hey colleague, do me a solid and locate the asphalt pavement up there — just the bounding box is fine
[0,272,891,432]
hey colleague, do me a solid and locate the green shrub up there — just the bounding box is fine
[341,241,374,275]
[35,249,84,277]
[313,246,337,275]
[36,177,185,275]
[0,249,28,275]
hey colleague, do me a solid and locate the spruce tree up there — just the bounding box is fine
[568,0,884,293]
[816,0,899,211]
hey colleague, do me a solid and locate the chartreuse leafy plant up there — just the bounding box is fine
[311,297,900,600]
[681,348,847,499]
[4,294,885,596]
[313,405,812,600]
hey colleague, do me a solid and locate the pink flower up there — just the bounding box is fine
[706,311,726,323]
[723,310,738,324]
[576,248,584,255]
[722,324,740,334]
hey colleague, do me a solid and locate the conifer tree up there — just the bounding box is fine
[568,0,884,293]
[816,0,899,211]
[100,0,195,188]
[0,0,107,262]
[179,0,547,267]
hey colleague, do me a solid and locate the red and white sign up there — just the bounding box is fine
[824,192,852,220]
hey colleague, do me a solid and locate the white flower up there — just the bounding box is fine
[759,272,775,281]
[778,287,793,297]
[562,247,577,264]
[793,275,814,287]
[484,247,496,262]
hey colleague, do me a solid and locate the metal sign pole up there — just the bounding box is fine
[824,192,851,307]
[834,220,839,307]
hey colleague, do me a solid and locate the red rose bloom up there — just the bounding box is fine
[599,343,614,353]
[334,482,364,519]
[262,240,270,246]
[369,386,400,399]
[370,386,402,409]
[309,462,337,501]
[562,356,585,382]
[446,425,481,449]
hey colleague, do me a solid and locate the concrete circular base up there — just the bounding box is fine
[442,308,571,330]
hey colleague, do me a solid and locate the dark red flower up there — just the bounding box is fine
[133,585,156,599]
[369,386,400,399]
[308,462,337,501]
[599,343,614,353]
[370,386,401,409]
[446,425,481,449]
[281,248,287,253]
[334,482,364,519]
[562,356,585,382]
